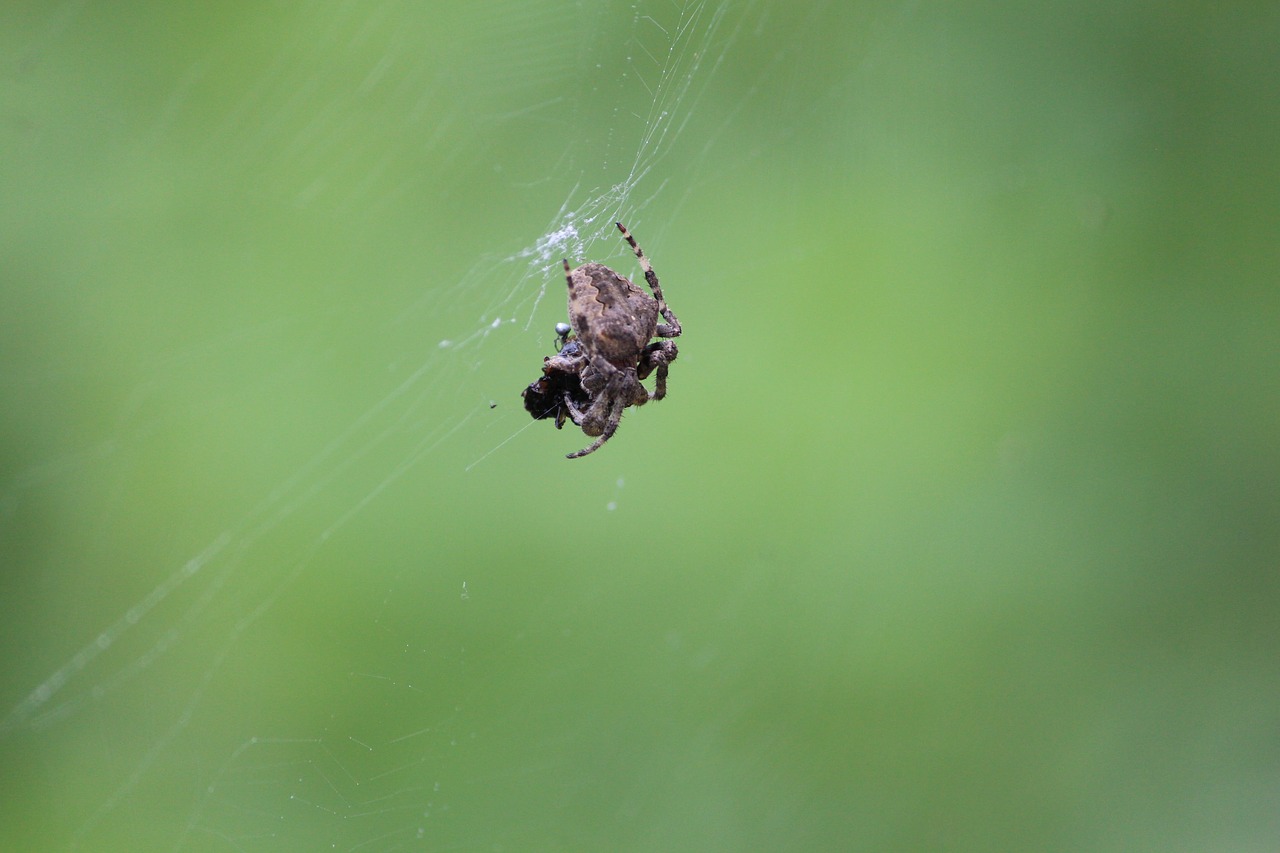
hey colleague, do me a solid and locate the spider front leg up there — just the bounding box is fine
[564,391,626,458]
[564,361,632,458]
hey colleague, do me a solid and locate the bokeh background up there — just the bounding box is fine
[3,2,1278,850]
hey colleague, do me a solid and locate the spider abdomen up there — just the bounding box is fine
[566,262,660,368]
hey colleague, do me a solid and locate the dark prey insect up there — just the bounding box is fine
[522,324,590,430]
[559,221,681,458]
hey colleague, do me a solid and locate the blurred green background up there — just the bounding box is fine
[3,2,1279,850]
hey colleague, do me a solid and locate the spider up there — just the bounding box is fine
[521,323,590,430]
[558,221,681,458]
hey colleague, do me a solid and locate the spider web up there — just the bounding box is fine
[8,2,1280,850]
[0,1,756,849]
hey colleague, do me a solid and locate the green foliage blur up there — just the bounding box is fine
[2,2,1277,850]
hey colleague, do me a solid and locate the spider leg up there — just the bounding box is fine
[566,405,623,458]
[565,368,632,458]
[648,363,669,401]
[636,340,678,401]
[566,431,610,458]
[562,389,589,426]
[573,377,617,432]
[616,222,681,338]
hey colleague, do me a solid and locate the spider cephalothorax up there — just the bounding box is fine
[560,222,681,457]
[521,222,681,458]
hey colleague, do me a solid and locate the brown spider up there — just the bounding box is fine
[558,222,681,458]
